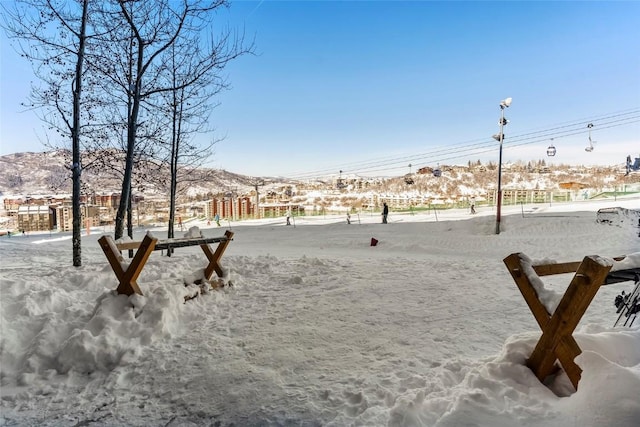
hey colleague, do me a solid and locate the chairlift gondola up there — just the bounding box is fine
[433,164,442,177]
[547,138,556,157]
[404,163,415,185]
[585,123,596,152]
[337,170,346,189]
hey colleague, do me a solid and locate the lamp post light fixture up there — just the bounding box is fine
[493,97,512,235]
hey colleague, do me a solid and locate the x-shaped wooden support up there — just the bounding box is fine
[201,230,234,280]
[98,234,158,296]
[503,253,612,390]
[99,231,235,296]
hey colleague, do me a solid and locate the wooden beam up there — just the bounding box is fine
[102,232,233,296]
[99,234,157,296]
[503,253,583,384]
[526,256,612,389]
[532,261,581,277]
[114,240,143,251]
[504,253,617,390]
[504,253,552,327]
[203,230,234,279]
[156,236,228,252]
[115,236,230,252]
[99,235,126,279]
[118,234,157,296]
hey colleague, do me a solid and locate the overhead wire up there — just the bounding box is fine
[284,109,640,180]
[347,116,640,176]
[288,109,640,178]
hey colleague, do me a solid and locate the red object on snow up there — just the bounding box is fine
[370,237,378,247]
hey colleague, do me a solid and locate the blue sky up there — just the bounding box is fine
[1,0,639,178]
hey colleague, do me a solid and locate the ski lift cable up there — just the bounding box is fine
[289,138,497,179]
[327,109,640,174]
[350,117,640,176]
[285,112,640,179]
[395,114,639,164]
[286,111,640,179]
[347,118,640,176]
[516,109,639,137]
[319,117,640,177]
[288,121,639,178]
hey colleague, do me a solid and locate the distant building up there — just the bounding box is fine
[55,205,101,232]
[17,205,55,232]
[205,196,254,220]
[90,193,122,208]
[258,202,302,219]
[559,182,589,190]
[485,189,572,205]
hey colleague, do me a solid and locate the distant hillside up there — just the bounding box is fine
[0,151,275,198]
[0,151,636,200]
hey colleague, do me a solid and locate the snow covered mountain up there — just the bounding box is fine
[0,150,635,199]
[0,151,277,197]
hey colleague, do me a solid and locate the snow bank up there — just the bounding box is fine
[1,201,639,426]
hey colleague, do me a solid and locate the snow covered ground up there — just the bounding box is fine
[1,197,639,426]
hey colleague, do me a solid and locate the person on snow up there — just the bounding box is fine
[214,213,221,226]
[286,209,292,226]
[470,197,476,214]
[382,202,389,224]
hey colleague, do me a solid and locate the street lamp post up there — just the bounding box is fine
[493,97,512,235]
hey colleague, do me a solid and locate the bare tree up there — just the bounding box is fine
[158,27,252,239]
[3,0,93,266]
[86,0,251,240]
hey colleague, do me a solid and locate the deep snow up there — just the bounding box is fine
[1,198,639,426]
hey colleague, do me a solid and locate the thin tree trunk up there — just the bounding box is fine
[115,125,137,240]
[127,185,134,258]
[72,0,89,267]
[167,78,179,241]
[115,52,143,239]
[127,186,133,238]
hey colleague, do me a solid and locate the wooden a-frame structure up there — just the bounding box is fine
[503,253,614,391]
[99,230,234,296]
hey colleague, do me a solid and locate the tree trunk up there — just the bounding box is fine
[72,0,89,267]
[115,45,143,240]
[114,122,137,240]
[168,129,177,240]
[127,187,133,238]
[127,186,134,258]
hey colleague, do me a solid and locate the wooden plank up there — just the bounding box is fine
[532,261,582,277]
[527,256,612,388]
[503,253,552,327]
[99,235,126,279]
[118,234,157,296]
[515,255,634,290]
[531,257,636,285]
[115,236,229,252]
[114,241,143,250]
[203,230,234,279]
[155,236,228,251]
[104,232,233,296]
[504,253,583,383]
[556,336,583,387]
